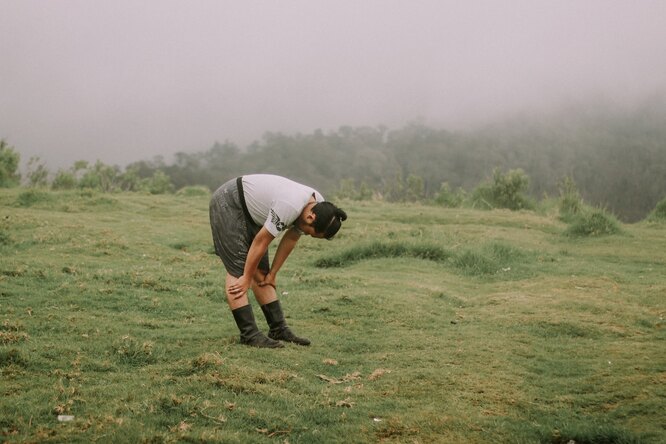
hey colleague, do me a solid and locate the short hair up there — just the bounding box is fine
[311,202,347,239]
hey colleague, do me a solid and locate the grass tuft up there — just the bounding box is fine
[111,336,160,367]
[0,321,29,345]
[0,331,30,345]
[565,209,622,237]
[452,249,496,275]
[314,241,453,268]
[14,189,54,207]
[539,421,644,444]
[646,196,666,223]
[0,228,11,246]
[316,240,530,277]
[528,321,600,339]
[0,348,28,367]
[189,352,225,373]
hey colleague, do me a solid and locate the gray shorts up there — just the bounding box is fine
[209,178,269,278]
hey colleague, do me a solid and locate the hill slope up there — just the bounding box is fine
[1,189,665,443]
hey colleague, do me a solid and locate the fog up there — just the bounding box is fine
[2,0,665,169]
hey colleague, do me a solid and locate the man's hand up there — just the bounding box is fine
[257,271,277,290]
[228,275,251,300]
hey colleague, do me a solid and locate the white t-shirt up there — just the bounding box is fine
[241,174,324,237]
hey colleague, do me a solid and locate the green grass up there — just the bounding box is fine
[646,197,666,223]
[1,189,665,443]
[564,208,623,237]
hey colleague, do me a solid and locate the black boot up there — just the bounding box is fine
[231,305,283,348]
[260,300,311,346]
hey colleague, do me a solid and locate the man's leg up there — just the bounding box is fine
[252,270,311,346]
[226,273,282,348]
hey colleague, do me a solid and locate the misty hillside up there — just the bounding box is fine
[129,98,666,222]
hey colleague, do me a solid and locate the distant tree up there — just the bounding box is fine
[384,170,405,202]
[78,161,120,192]
[72,161,89,180]
[405,174,425,202]
[358,181,373,200]
[434,182,465,208]
[52,161,88,190]
[141,170,174,194]
[78,171,100,190]
[25,156,49,188]
[386,123,458,198]
[125,159,159,180]
[51,170,78,190]
[118,165,142,191]
[110,96,666,220]
[336,178,357,200]
[335,178,374,201]
[78,163,100,190]
[96,162,121,192]
[0,140,21,187]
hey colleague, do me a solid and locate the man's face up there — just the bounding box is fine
[295,203,326,238]
[295,219,326,238]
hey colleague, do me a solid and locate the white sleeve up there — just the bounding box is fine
[264,201,301,237]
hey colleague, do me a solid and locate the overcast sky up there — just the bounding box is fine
[2,1,665,169]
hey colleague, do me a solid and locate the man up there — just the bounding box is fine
[209,174,347,348]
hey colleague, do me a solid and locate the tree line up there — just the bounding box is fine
[2,97,665,222]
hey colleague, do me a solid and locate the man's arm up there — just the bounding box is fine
[258,226,301,288]
[228,226,275,298]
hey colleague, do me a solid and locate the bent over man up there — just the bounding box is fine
[209,174,347,348]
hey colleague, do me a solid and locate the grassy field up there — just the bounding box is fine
[1,188,664,443]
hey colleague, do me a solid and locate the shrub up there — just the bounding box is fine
[0,140,21,188]
[646,196,666,222]
[405,174,425,202]
[78,161,120,192]
[51,170,78,190]
[434,182,465,207]
[471,168,534,211]
[141,170,174,195]
[558,176,584,222]
[118,166,141,191]
[470,183,494,209]
[15,189,54,207]
[565,208,622,237]
[25,157,49,188]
